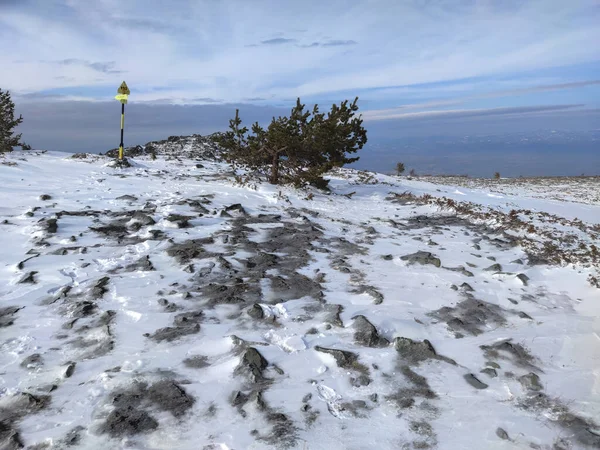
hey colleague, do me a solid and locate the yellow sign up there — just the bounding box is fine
[117,81,131,95]
[114,94,128,104]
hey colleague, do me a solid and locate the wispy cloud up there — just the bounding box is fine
[321,39,357,47]
[362,104,585,121]
[300,39,357,48]
[49,59,124,74]
[260,37,297,45]
[0,0,598,106]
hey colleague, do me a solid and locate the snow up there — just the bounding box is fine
[0,150,599,449]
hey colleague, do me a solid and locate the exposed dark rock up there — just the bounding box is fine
[386,366,437,409]
[268,273,322,301]
[429,297,507,336]
[89,223,129,238]
[116,195,137,201]
[400,251,441,268]
[443,266,474,277]
[91,277,110,299]
[101,406,158,436]
[0,392,51,424]
[131,211,155,226]
[157,298,180,312]
[122,256,155,272]
[381,254,393,261]
[183,355,210,368]
[0,421,23,449]
[314,346,360,370]
[201,282,260,307]
[324,304,344,327]
[480,339,537,370]
[64,362,76,378]
[165,214,194,228]
[71,301,97,318]
[236,347,269,382]
[464,373,488,389]
[518,373,543,391]
[17,253,40,270]
[247,304,265,320]
[480,368,498,378]
[460,282,474,292]
[394,337,439,364]
[224,203,246,216]
[516,273,530,286]
[173,311,204,326]
[496,428,509,440]
[60,426,86,446]
[42,218,58,233]
[20,354,43,370]
[147,381,195,417]
[167,237,216,264]
[352,315,389,348]
[517,392,600,448]
[352,285,384,304]
[484,263,503,272]
[18,271,38,284]
[146,324,200,342]
[39,194,52,201]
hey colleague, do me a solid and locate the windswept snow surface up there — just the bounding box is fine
[1,151,599,450]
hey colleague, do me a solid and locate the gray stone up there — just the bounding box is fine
[90,277,110,299]
[131,211,155,226]
[247,304,265,320]
[496,427,509,440]
[20,354,43,370]
[460,282,474,292]
[116,195,137,201]
[394,337,437,364]
[314,346,359,369]
[183,355,210,368]
[43,218,58,233]
[400,251,441,268]
[352,315,389,348]
[518,373,543,391]
[480,368,498,378]
[146,324,200,342]
[484,263,503,272]
[64,362,76,378]
[147,381,195,417]
[101,406,158,436]
[464,373,488,389]
[235,347,269,382]
[18,271,38,284]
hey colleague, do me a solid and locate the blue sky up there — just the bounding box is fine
[1,0,599,119]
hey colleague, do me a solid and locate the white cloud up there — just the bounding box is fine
[361,104,585,121]
[0,0,599,102]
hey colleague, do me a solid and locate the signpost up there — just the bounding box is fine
[114,81,130,161]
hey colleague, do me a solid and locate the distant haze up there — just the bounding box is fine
[15,101,600,178]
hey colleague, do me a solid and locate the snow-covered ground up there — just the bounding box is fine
[1,149,599,450]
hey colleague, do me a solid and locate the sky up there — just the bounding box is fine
[1,0,599,174]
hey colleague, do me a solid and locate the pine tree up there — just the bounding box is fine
[396,162,405,175]
[218,98,367,186]
[0,89,29,153]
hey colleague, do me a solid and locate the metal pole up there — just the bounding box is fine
[119,102,125,160]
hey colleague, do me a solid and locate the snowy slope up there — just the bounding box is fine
[0,149,599,450]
